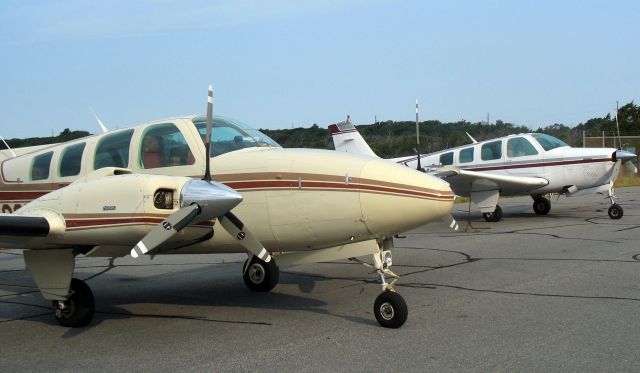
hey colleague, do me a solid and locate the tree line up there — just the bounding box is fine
[4,102,638,160]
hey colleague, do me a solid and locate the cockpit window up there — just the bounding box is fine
[507,137,538,157]
[192,116,281,157]
[531,133,569,151]
[140,123,195,169]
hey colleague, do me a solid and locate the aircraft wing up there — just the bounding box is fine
[430,167,549,195]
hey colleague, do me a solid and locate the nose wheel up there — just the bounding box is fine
[52,278,95,327]
[374,290,408,328]
[608,204,623,219]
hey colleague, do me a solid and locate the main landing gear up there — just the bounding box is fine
[532,196,551,215]
[53,278,95,327]
[482,205,502,222]
[242,255,279,292]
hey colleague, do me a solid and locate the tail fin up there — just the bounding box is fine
[328,116,378,158]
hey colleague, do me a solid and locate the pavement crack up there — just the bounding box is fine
[399,282,640,303]
[97,310,272,326]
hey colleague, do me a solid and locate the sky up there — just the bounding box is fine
[1,0,639,138]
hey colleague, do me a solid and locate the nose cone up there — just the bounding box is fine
[615,149,637,163]
[359,158,454,237]
[181,179,243,219]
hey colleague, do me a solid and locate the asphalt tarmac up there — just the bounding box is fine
[1,187,639,372]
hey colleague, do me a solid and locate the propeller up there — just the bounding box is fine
[131,85,274,263]
[615,149,638,174]
[442,214,459,231]
[203,85,213,181]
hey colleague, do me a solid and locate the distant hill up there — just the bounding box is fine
[262,101,639,159]
[5,128,91,149]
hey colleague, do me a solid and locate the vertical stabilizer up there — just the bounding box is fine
[328,117,378,158]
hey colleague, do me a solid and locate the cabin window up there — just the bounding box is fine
[31,152,53,181]
[459,147,474,163]
[94,130,134,169]
[140,123,195,169]
[507,137,538,158]
[59,143,86,177]
[439,152,454,166]
[481,140,502,161]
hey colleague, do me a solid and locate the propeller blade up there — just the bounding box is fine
[625,160,638,174]
[203,85,213,181]
[131,204,200,258]
[131,179,243,259]
[415,99,422,171]
[442,214,459,231]
[219,212,272,263]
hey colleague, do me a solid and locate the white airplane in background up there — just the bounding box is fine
[329,115,637,222]
[0,87,457,329]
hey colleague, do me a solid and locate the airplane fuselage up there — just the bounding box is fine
[396,133,619,196]
[0,116,454,257]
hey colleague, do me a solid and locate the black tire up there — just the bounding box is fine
[608,204,623,219]
[482,205,503,222]
[533,197,551,215]
[374,291,408,328]
[242,256,279,292]
[52,278,95,328]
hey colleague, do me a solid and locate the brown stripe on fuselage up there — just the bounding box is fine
[0,172,453,209]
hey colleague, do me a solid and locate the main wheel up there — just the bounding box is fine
[242,255,279,292]
[533,197,551,215]
[482,205,503,222]
[374,291,408,328]
[608,204,623,219]
[52,278,95,327]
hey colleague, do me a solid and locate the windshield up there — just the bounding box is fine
[192,116,281,157]
[531,133,569,151]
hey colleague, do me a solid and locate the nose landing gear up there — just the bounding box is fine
[606,186,624,219]
[351,240,408,328]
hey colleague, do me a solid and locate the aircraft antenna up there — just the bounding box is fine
[89,106,109,133]
[615,101,621,150]
[0,135,16,158]
[203,85,213,181]
[415,99,422,171]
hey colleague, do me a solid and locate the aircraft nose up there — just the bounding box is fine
[181,179,243,219]
[359,158,454,237]
[615,149,637,163]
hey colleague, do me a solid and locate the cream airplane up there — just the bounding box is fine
[329,113,637,222]
[0,87,456,328]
